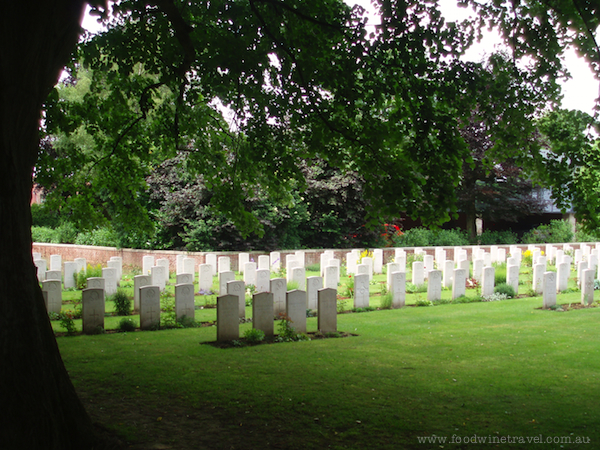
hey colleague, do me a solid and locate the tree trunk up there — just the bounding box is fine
[0,2,98,448]
[465,210,478,243]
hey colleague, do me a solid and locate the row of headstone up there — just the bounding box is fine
[217,288,337,341]
[82,282,196,333]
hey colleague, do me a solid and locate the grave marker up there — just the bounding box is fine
[139,285,161,330]
[412,261,425,286]
[252,292,274,337]
[543,272,557,309]
[133,275,151,311]
[306,276,323,310]
[286,290,307,333]
[63,262,77,289]
[390,271,406,308]
[176,272,194,285]
[318,288,337,333]
[219,271,235,296]
[481,266,495,297]
[227,280,246,318]
[244,262,257,287]
[581,268,595,305]
[142,256,154,276]
[452,268,467,299]
[175,283,195,320]
[354,273,370,308]
[427,270,442,301]
[198,264,213,292]
[82,288,105,334]
[42,280,62,314]
[256,269,271,293]
[270,278,286,316]
[150,266,166,292]
[102,268,118,296]
[217,294,239,341]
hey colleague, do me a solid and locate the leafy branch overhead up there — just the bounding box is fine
[40,0,600,237]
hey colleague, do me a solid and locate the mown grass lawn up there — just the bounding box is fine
[56,269,600,449]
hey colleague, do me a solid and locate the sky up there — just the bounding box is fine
[82,1,599,115]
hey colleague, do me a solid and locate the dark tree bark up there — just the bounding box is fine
[0,2,98,448]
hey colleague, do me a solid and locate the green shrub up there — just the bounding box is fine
[379,292,393,309]
[394,227,469,247]
[478,230,519,245]
[521,220,574,244]
[31,226,58,243]
[118,317,137,332]
[306,263,320,273]
[75,227,120,247]
[112,289,132,316]
[495,283,516,298]
[31,203,61,228]
[243,328,266,344]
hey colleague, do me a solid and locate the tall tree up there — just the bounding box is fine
[2,1,599,449]
[0,2,98,449]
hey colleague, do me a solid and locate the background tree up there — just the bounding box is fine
[457,115,548,241]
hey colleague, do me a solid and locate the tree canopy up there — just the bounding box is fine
[40,0,597,240]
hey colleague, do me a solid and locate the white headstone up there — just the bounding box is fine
[581,268,595,305]
[423,255,434,277]
[473,259,484,282]
[82,288,105,334]
[198,264,213,293]
[182,257,196,275]
[306,276,323,310]
[140,284,160,330]
[63,262,77,289]
[218,256,230,273]
[543,272,557,309]
[258,255,270,271]
[74,257,86,275]
[390,271,406,308]
[45,270,61,281]
[577,260,589,287]
[227,280,246,318]
[34,259,47,282]
[87,277,105,292]
[481,266,495,297]
[50,254,61,272]
[443,260,454,288]
[362,256,374,281]
[323,265,339,290]
[506,264,519,296]
[142,255,154,276]
[386,263,401,289]
[244,262,257,287]
[354,273,370,308]
[427,270,442,301]
[156,258,169,284]
[133,275,151,311]
[256,268,271,293]
[102,267,118,296]
[217,294,239,341]
[109,256,123,280]
[252,292,274,336]
[412,261,425,286]
[107,260,122,285]
[176,272,194,285]
[294,250,306,267]
[205,254,217,276]
[452,268,467,299]
[175,283,195,320]
[238,253,250,274]
[219,271,235,296]
[346,252,358,275]
[286,290,307,333]
[291,267,306,291]
[317,288,337,333]
[496,248,506,264]
[42,280,62,314]
[373,249,383,274]
[533,263,545,295]
[176,254,185,274]
[556,262,569,293]
[150,265,166,292]
[269,252,280,273]
[270,278,286,316]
